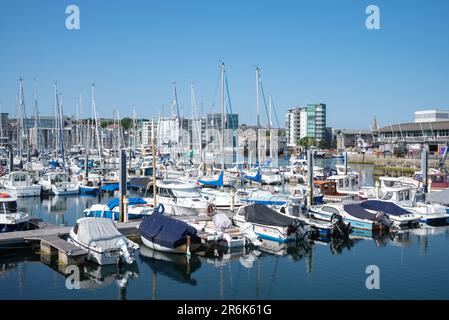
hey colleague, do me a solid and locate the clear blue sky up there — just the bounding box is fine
[0,0,448,129]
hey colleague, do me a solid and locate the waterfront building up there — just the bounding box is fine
[141,120,158,147]
[378,121,449,154]
[285,103,326,146]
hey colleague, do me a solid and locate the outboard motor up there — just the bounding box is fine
[374,211,394,230]
[117,238,135,264]
[292,219,312,240]
[240,222,261,246]
[330,214,352,236]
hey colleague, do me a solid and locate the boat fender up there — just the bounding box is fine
[206,204,217,217]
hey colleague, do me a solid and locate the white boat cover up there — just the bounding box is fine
[213,213,233,230]
[77,218,126,250]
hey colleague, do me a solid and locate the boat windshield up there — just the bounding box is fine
[1,201,17,213]
[172,188,201,198]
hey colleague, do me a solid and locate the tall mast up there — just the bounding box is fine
[221,63,225,171]
[33,78,39,154]
[54,82,59,157]
[91,83,102,166]
[172,82,182,159]
[256,67,260,128]
[18,78,26,158]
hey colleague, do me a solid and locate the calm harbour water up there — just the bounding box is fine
[1,162,449,300]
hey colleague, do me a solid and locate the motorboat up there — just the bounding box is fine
[378,183,449,226]
[139,209,201,254]
[232,203,313,243]
[309,203,394,232]
[68,217,140,265]
[0,192,30,232]
[278,203,352,240]
[313,180,353,202]
[84,197,154,220]
[359,200,420,228]
[39,171,79,195]
[327,174,375,200]
[186,212,250,248]
[1,171,41,197]
[145,179,211,216]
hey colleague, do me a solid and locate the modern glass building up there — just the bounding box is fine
[285,103,326,146]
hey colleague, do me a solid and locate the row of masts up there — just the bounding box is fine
[9,64,280,170]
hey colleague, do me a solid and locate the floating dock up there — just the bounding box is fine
[0,220,141,267]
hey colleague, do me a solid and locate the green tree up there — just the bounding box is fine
[297,136,316,151]
[121,117,133,130]
[100,120,109,128]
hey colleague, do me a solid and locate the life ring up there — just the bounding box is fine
[0,193,10,198]
[155,203,165,214]
[206,203,216,217]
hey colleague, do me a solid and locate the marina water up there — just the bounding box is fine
[1,163,449,300]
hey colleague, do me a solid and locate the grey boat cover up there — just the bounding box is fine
[213,213,233,231]
[241,203,294,227]
[76,218,126,250]
[426,188,449,206]
[343,204,376,221]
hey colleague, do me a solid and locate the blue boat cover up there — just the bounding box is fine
[139,213,199,249]
[343,203,376,221]
[198,171,224,187]
[244,169,262,183]
[101,183,120,192]
[360,200,411,216]
[107,197,147,210]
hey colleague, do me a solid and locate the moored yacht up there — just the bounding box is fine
[145,179,211,216]
[0,192,30,232]
[1,171,41,197]
[39,171,79,195]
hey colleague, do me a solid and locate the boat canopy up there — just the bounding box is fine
[240,203,295,227]
[75,217,126,250]
[107,197,147,210]
[198,171,224,187]
[343,203,376,221]
[426,188,449,206]
[139,213,199,249]
[360,200,411,216]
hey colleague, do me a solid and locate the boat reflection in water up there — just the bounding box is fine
[77,262,139,293]
[139,245,201,286]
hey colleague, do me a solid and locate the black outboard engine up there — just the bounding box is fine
[374,211,394,230]
[330,214,352,236]
[292,219,313,240]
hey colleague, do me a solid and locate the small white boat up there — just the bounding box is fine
[0,192,30,232]
[68,217,139,265]
[2,171,41,197]
[145,179,211,216]
[39,172,79,195]
[232,203,311,243]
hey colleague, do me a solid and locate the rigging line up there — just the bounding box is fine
[258,81,271,127]
[210,65,222,115]
[270,97,281,129]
